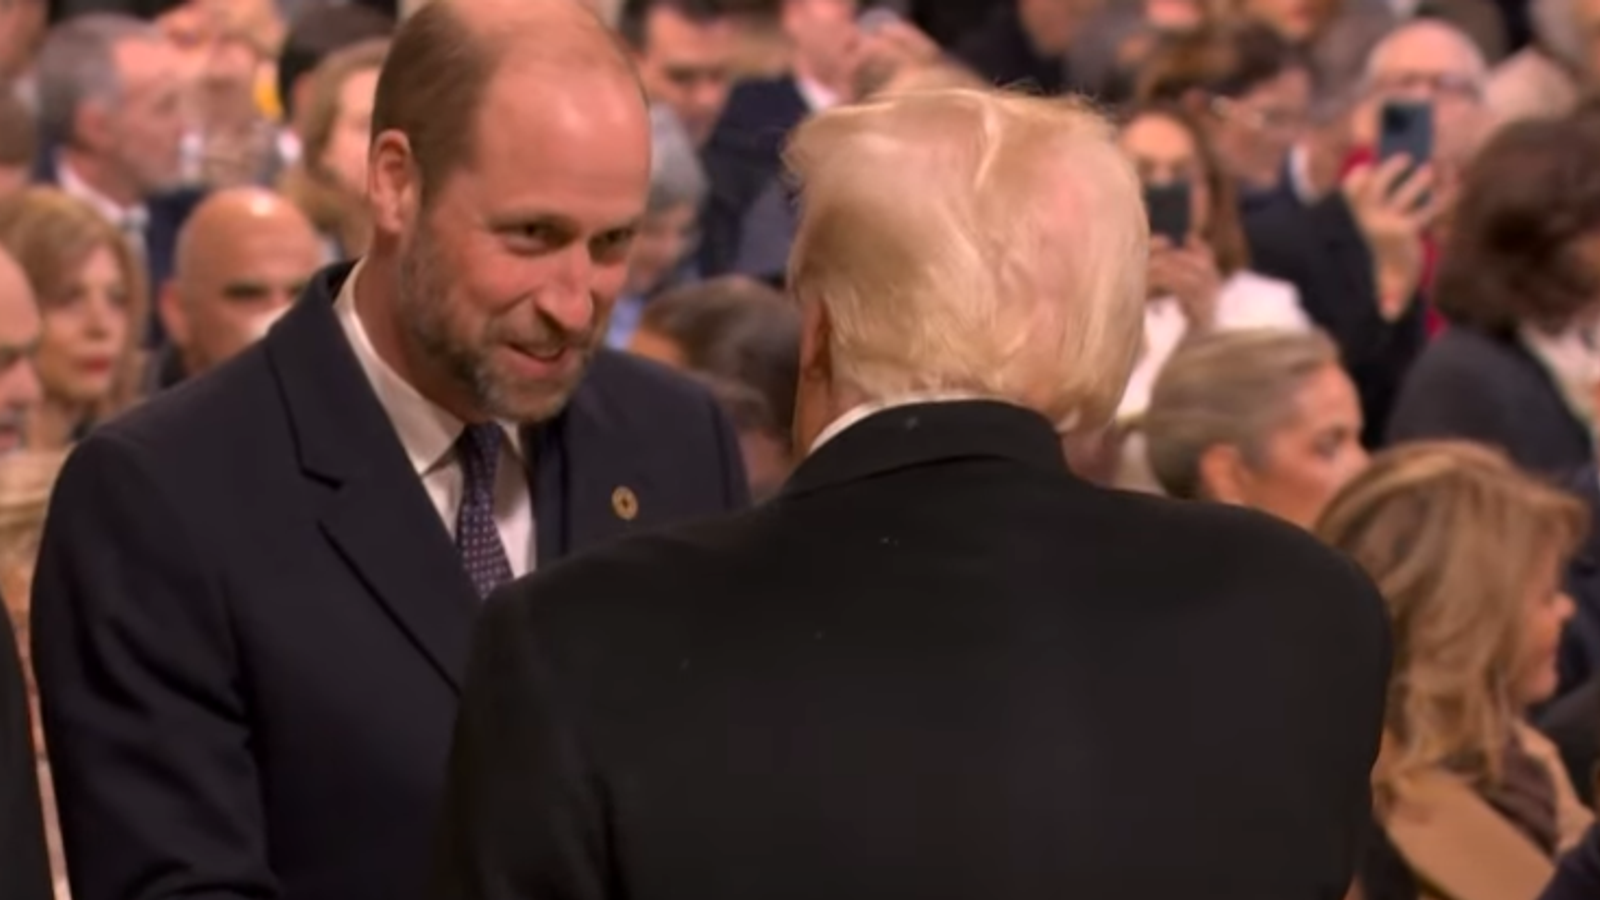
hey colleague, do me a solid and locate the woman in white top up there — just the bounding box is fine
[1115,103,1311,422]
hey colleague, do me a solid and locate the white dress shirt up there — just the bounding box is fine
[1117,269,1311,421]
[334,261,537,576]
[810,391,990,454]
[56,157,149,264]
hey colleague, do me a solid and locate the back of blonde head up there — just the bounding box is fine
[784,88,1148,432]
[1315,442,1586,796]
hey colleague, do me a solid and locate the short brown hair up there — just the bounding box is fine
[1119,103,1251,275]
[370,0,633,205]
[1136,20,1307,105]
[1435,116,1600,334]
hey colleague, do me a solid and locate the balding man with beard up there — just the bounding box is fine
[30,2,748,900]
[152,188,323,389]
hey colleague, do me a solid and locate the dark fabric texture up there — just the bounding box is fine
[429,400,1392,900]
[32,262,748,900]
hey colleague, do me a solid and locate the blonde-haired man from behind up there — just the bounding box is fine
[432,86,1391,900]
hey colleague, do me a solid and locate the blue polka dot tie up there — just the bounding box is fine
[455,423,514,599]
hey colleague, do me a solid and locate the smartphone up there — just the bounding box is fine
[1143,181,1191,246]
[1377,100,1433,170]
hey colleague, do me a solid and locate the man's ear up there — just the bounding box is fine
[797,293,832,387]
[367,130,419,238]
[1197,442,1250,506]
[157,281,190,350]
[73,100,113,154]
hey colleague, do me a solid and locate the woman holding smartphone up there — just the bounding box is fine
[1116,104,1311,422]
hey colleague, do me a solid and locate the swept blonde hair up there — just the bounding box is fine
[1314,442,1586,800]
[784,88,1148,433]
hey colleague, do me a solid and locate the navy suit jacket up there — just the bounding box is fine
[1542,824,1600,900]
[32,263,748,900]
[698,76,809,278]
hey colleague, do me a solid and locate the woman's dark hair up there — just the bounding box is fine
[638,276,801,439]
[1119,103,1252,275]
[1135,19,1309,105]
[1435,116,1600,334]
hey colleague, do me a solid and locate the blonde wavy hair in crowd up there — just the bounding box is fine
[783,88,1149,434]
[1314,442,1586,801]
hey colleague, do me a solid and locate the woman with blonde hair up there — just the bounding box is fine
[1318,442,1593,899]
[277,39,387,261]
[0,188,148,450]
[1138,328,1367,527]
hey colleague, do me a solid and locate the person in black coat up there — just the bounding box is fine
[0,601,52,900]
[430,86,1390,900]
[32,5,747,900]
[1542,823,1600,899]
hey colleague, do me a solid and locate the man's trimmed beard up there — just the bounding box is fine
[396,222,597,424]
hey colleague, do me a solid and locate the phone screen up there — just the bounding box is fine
[1377,101,1433,167]
[1143,181,1191,246]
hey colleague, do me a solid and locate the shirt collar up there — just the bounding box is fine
[809,391,990,454]
[795,75,842,113]
[55,156,149,234]
[333,258,522,476]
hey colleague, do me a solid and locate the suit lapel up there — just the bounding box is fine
[528,355,657,566]
[268,265,479,692]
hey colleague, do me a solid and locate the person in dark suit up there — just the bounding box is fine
[31,3,747,900]
[0,594,51,900]
[430,87,1391,900]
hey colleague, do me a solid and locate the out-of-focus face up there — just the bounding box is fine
[1018,0,1104,54]
[1211,67,1311,192]
[1514,551,1576,706]
[1244,0,1336,43]
[0,0,44,81]
[323,66,380,196]
[1233,363,1367,529]
[1120,112,1212,239]
[625,202,697,297]
[1354,28,1487,172]
[34,245,132,409]
[0,254,41,454]
[634,7,735,146]
[1577,0,1600,79]
[389,60,650,422]
[169,202,322,374]
[784,0,860,86]
[109,36,189,195]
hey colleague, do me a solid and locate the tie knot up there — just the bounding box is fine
[456,423,503,487]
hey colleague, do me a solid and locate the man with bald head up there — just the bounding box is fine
[31,1,746,899]
[154,188,323,387]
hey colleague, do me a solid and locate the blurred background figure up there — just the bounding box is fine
[627,276,800,499]
[0,89,37,202]
[1134,21,1313,204]
[276,38,386,261]
[0,187,146,451]
[1114,103,1308,424]
[33,13,197,346]
[607,105,708,348]
[1483,0,1597,132]
[1141,328,1367,527]
[0,0,46,106]
[954,0,1104,94]
[274,1,395,169]
[1319,442,1592,899]
[0,248,41,457]
[1387,116,1600,481]
[153,186,321,389]
[620,0,737,147]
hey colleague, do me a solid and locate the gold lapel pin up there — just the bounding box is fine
[612,486,639,521]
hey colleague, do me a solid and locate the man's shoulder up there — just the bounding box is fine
[575,349,720,432]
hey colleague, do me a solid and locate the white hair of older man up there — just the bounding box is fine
[784,88,1148,434]
[402,0,620,24]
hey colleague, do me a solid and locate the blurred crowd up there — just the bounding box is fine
[3,0,1600,897]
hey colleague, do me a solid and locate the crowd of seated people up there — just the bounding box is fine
[1,0,1600,897]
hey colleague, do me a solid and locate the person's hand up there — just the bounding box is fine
[1342,155,1448,321]
[1148,235,1222,330]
